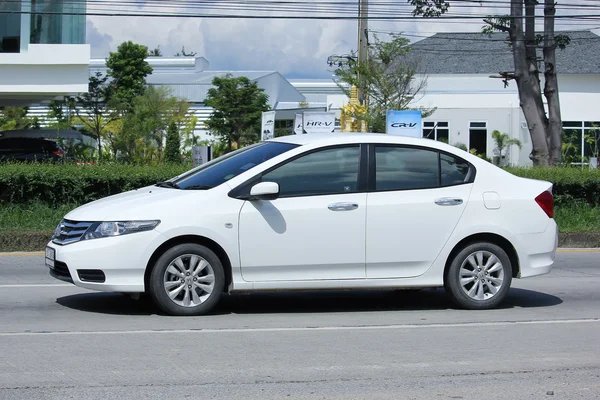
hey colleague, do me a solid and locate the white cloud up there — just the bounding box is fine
[85,1,598,78]
[86,20,113,58]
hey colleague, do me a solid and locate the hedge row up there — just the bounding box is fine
[506,167,600,207]
[0,163,599,207]
[0,163,191,206]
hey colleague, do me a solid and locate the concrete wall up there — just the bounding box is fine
[0,44,90,105]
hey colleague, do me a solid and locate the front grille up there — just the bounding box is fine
[77,269,106,283]
[49,261,73,283]
[52,219,94,245]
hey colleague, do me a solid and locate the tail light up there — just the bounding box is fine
[53,150,64,156]
[535,190,554,218]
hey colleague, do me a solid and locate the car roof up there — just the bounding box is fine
[269,132,488,167]
[271,132,457,151]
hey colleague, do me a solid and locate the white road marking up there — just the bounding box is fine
[0,284,73,288]
[0,318,597,337]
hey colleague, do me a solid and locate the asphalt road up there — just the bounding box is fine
[0,251,599,400]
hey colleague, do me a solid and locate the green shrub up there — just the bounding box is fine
[506,166,600,207]
[0,162,191,206]
[1,163,599,209]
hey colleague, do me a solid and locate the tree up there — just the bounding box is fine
[492,130,523,166]
[106,41,153,111]
[164,121,181,163]
[333,34,432,133]
[0,106,40,131]
[120,86,192,162]
[410,0,567,166]
[47,97,76,129]
[74,72,118,161]
[204,74,270,152]
[175,46,197,57]
[148,46,162,57]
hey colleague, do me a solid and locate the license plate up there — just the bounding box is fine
[45,246,55,269]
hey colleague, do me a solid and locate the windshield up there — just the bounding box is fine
[173,141,299,190]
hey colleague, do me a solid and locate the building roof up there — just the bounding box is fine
[90,57,211,73]
[89,56,306,108]
[147,71,306,107]
[409,30,600,74]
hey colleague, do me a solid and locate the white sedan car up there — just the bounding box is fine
[46,133,558,316]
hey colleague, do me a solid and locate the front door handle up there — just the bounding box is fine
[328,203,359,211]
[434,198,463,206]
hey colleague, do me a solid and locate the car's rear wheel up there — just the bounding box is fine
[445,242,512,310]
[149,243,224,316]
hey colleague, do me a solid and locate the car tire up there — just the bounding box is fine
[149,243,225,316]
[445,242,513,310]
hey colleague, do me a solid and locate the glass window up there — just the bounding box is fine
[441,153,471,186]
[437,129,449,143]
[470,122,486,128]
[562,127,582,162]
[422,121,449,143]
[375,146,439,191]
[0,1,21,53]
[584,124,600,158]
[174,142,298,190]
[261,146,360,197]
[30,0,86,45]
[563,121,583,128]
[275,120,293,129]
[469,122,487,156]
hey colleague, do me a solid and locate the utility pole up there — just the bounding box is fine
[356,0,369,107]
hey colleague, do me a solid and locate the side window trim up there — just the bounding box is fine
[229,143,367,200]
[365,143,476,193]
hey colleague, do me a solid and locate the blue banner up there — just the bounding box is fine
[386,110,422,137]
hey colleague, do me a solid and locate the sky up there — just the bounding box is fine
[85,1,600,79]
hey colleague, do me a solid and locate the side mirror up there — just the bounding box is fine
[249,181,280,201]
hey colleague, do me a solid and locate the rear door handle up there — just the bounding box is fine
[328,203,359,211]
[434,198,463,206]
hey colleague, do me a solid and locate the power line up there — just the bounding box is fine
[3,0,600,20]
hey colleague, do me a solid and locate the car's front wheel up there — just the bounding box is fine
[149,243,225,316]
[445,242,512,310]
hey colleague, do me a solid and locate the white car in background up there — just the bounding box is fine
[46,133,558,316]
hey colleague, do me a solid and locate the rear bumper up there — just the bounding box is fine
[515,219,558,278]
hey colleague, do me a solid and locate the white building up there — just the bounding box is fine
[89,57,325,140]
[295,30,600,166]
[10,21,599,167]
[0,0,90,106]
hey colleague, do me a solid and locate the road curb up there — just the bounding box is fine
[0,251,45,257]
[558,232,600,249]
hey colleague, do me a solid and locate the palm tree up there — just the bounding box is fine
[492,130,522,166]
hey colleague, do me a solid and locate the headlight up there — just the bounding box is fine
[82,220,160,241]
[53,221,63,238]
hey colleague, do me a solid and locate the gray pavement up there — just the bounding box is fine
[0,252,599,399]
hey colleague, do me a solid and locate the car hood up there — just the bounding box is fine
[64,185,201,222]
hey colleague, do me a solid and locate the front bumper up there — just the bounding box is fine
[46,229,166,292]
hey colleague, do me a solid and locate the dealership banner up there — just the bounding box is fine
[386,110,422,137]
[261,111,276,141]
[294,113,303,135]
[192,146,210,167]
[303,111,336,134]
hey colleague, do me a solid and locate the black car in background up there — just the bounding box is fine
[0,137,65,162]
